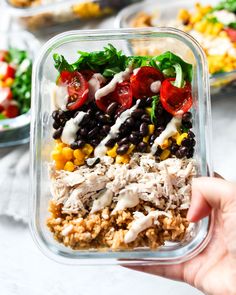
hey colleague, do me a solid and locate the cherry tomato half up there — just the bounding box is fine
[0,62,15,81]
[3,102,19,118]
[160,78,192,116]
[0,50,8,62]
[96,81,133,113]
[0,87,13,112]
[225,27,236,43]
[130,66,164,99]
[57,71,89,111]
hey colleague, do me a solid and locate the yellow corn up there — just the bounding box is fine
[116,154,130,164]
[161,139,170,149]
[148,124,155,135]
[176,133,188,145]
[64,161,75,172]
[160,149,171,161]
[51,150,64,161]
[178,9,190,22]
[143,136,149,143]
[62,147,74,161]
[145,107,152,115]
[127,144,135,154]
[107,144,118,158]
[74,158,85,166]
[55,161,66,170]
[72,2,102,18]
[82,144,93,156]
[73,149,85,160]
[4,77,14,87]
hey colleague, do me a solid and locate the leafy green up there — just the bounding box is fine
[151,95,159,124]
[0,113,7,120]
[53,53,74,72]
[229,22,236,29]
[152,51,193,82]
[9,48,32,115]
[214,0,236,12]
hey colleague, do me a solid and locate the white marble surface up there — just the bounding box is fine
[0,9,236,295]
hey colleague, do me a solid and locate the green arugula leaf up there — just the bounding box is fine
[214,0,236,12]
[53,53,74,72]
[229,22,236,29]
[152,51,193,82]
[151,95,159,124]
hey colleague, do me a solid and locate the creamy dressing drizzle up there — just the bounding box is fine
[61,111,87,145]
[88,73,106,100]
[90,189,113,214]
[94,100,140,157]
[51,84,68,111]
[150,80,161,94]
[124,211,171,243]
[95,67,133,100]
[151,116,182,155]
[111,191,139,215]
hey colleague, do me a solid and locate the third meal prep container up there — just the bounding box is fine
[30,28,213,264]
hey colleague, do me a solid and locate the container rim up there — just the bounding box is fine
[30,27,213,264]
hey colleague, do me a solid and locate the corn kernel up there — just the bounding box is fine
[61,147,73,161]
[127,144,135,154]
[176,133,188,145]
[82,144,93,156]
[64,161,75,172]
[178,9,190,22]
[55,161,66,170]
[143,136,149,143]
[145,107,152,115]
[160,149,171,161]
[107,144,118,158]
[74,158,85,166]
[148,124,155,135]
[51,150,64,161]
[4,77,14,87]
[73,149,85,160]
[116,154,130,164]
[161,139,170,149]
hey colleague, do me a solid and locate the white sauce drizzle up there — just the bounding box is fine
[150,80,161,94]
[124,211,171,244]
[133,67,140,75]
[95,67,132,100]
[88,73,106,100]
[90,189,113,214]
[61,111,87,145]
[111,191,139,215]
[51,85,68,111]
[94,100,140,157]
[151,116,182,155]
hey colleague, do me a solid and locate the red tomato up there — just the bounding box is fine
[160,78,192,116]
[130,66,164,99]
[80,69,95,81]
[96,82,133,113]
[0,87,13,112]
[0,62,15,80]
[0,50,8,62]
[57,71,89,111]
[225,27,236,42]
[3,102,19,118]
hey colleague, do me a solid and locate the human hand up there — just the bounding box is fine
[125,177,236,295]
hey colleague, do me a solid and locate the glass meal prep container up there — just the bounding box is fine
[0,31,39,148]
[115,0,236,94]
[3,0,142,32]
[30,28,213,264]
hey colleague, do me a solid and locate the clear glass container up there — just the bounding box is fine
[3,0,142,32]
[0,31,39,148]
[30,28,213,264]
[115,0,236,94]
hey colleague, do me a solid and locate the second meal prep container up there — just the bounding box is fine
[30,28,213,264]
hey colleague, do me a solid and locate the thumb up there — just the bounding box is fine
[187,177,236,222]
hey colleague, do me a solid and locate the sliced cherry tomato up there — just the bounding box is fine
[225,27,236,42]
[0,62,15,80]
[57,70,89,111]
[0,87,13,112]
[0,50,8,62]
[130,66,164,99]
[3,102,19,118]
[80,70,95,81]
[160,78,192,116]
[96,82,133,113]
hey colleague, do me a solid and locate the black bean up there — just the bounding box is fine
[182,112,192,123]
[102,125,110,134]
[125,117,135,127]
[98,114,111,124]
[88,127,99,139]
[53,121,61,130]
[176,146,188,158]
[70,142,79,150]
[156,103,164,116]
[77,140,86,148]
[52,110,59,120]
[190,138,196,147]
[170,143,179,154]
[134,120,141,130]
[105,138,116,147]
[131,109,145,119]
[145,97,153,106]
[79,127,88,137]
[86,157,100,168]
[106,102,118,116]
[80,114,90,126]
[156,126,165,136]
[149,134,156,145]
[90,138,100,147]
[117,144,129,155]
[182,138,192,148]
[117,137,129,146]
[60,119,66,127]
[182,121,192,129]
[87,109,94,117]
[187,147,194,158]
[141,114,151,123]
[188,130,195,138]
[140,123,149,136]
[95,110,102,118]
[87,119,97,129]
[155,147,162,157]
[53,127,63,139]
[137,99,146,108]
[58,110,66,120]
[136,142,148,152]
[129,133,141,145]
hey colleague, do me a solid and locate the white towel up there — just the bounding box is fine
[0,144,29,223]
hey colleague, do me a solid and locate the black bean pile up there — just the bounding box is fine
[51,96,196,160]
